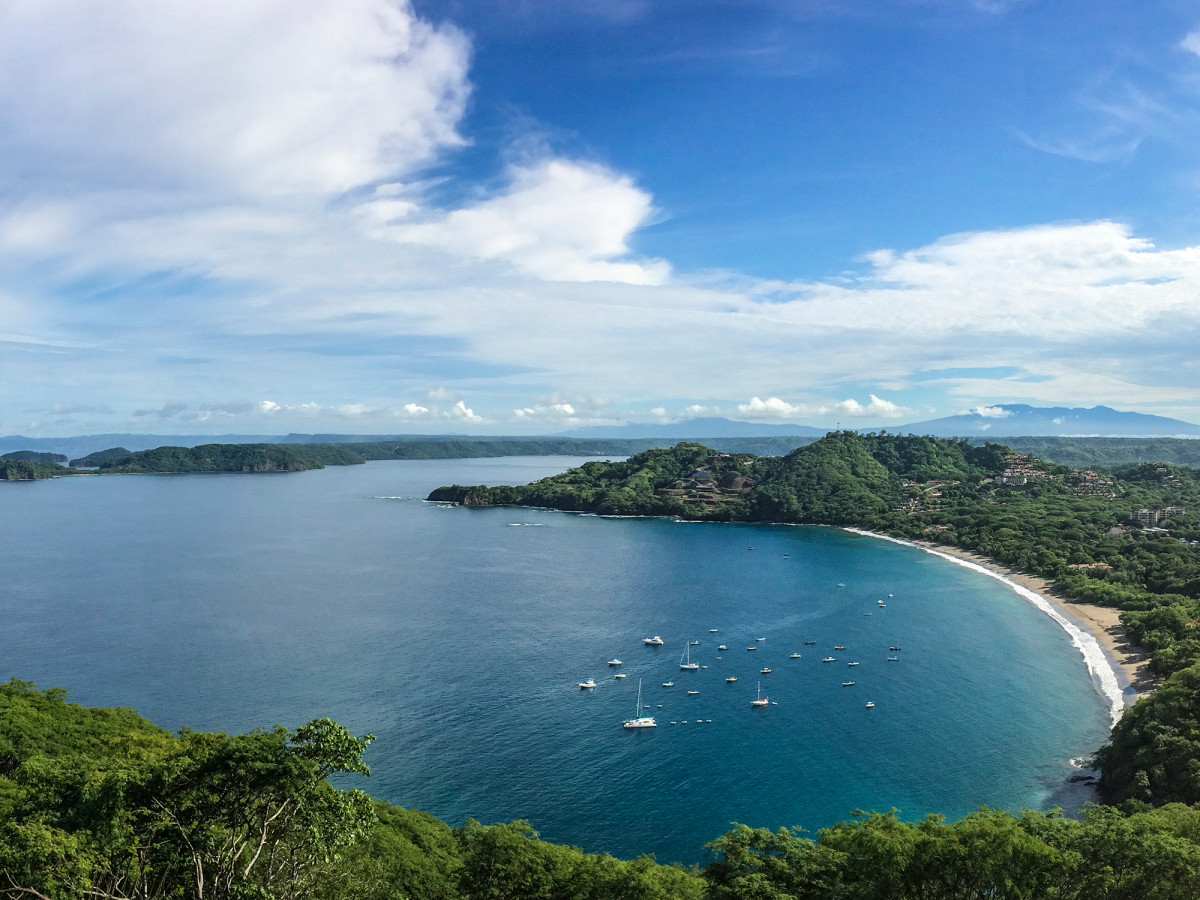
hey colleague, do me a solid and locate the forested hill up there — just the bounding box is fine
[7,678,1200,899]
[66,438,659,473]
[0,458,74,480]
[70,443,369,473]
[430,433,1200,806]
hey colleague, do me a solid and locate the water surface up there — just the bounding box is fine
[0,458,1111,863]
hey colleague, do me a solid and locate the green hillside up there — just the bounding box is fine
[6,679,1200,899]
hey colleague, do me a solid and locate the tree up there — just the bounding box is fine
[0,681,376,900]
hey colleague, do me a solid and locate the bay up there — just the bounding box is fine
[0,457,1111,864]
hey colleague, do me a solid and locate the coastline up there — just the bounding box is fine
[844,529,1153,725]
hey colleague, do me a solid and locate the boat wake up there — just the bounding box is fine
[845,528,1126,726]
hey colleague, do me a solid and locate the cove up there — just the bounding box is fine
[0,457,1111,864]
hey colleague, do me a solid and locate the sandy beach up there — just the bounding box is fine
[910,541,1155,698]
[844,529,1155,718]
[912,542,1156,705]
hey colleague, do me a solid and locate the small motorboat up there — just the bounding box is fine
[608,659,623,666]
[887,656,899,662]
[760,667,772,674]
[842,681,855,687]
[834,645,845,650]
[746,646,758,651]
[803,640,817,645]
[726,676,738,683]
[662,681,674,687]
[643,635,664,646]
[690,640,700,645]
[614,673,627,679]
[710,628,719,632]
[718,644,728,650]
[890,646,902,651]
[866,701,875,709]
[687,690,699,696]
[579,679,597,689]
[790,652,801,659]
[823,656,836,662]
[848,662,860,667]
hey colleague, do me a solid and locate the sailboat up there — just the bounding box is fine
[751,681,769,707]
[679,642,699,670]
[623,680,657,729]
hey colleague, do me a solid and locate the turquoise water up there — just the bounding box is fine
[0,458,1111,863]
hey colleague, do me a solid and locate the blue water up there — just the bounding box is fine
[0,458,1111,864]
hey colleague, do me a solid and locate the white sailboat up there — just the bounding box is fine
[751,681,768,707]
[623,680,657,729]
[679,642,699,670]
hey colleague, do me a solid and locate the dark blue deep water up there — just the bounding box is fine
[0,458,1111,863]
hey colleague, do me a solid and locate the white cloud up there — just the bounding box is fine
[1182,32,1200,57]
[0,0,471,198]
[514,403,576,419]
[447,400,482,422]
[737,397,806,420]
[735,395,908,421]
[831,395,907,419]
[371,159,669,284]
[972,405,1012,418]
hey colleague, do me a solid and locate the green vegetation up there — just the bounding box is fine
[8,680,1200,899]
[1,451,68,464]
[996,436,1200,470]
[0,458,73,480]
[66,439,655,473]
[429,433,1200,806]
[70,443,368,473]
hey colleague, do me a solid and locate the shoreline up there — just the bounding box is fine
[844,528,1154,725]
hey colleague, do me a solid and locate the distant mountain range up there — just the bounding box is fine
[3,406,1198,460]
[561,406,1200,439]
[557,417,828,439]
[896,405,1200,438]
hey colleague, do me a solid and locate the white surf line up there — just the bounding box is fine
[845,528,1126,726]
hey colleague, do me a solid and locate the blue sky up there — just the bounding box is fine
[3,0,1200,436]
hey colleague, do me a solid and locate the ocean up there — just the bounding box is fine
[0,457,1112,864]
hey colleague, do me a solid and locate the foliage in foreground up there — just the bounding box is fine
[9,680,1200,899]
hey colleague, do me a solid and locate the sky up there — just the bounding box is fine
[3,0,1200,436]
